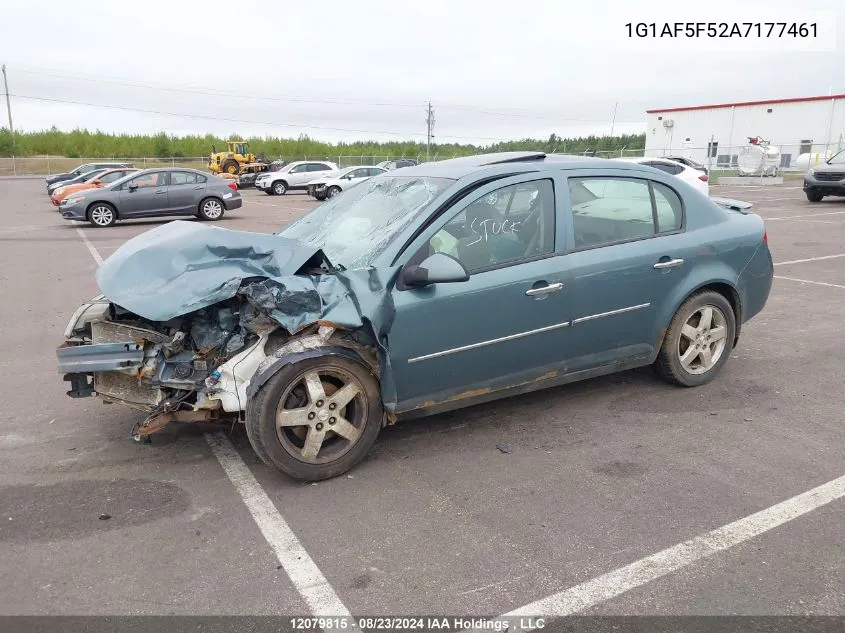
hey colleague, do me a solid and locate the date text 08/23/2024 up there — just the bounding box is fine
[288,617,546,631]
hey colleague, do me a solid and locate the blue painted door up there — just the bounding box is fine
[387,174,576,412]
[557,172,693,372]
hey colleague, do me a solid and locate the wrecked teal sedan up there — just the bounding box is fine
[57,152,773,481]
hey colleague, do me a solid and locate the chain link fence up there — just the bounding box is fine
[3,142,840,179]
[0,154,455,176]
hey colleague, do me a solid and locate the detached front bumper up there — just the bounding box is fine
[57,305,172,410]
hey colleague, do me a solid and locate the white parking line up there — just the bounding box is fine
[767,210,845,220]
[76,228,104,265]
[495,474,845,628]
[773,253,845,266]
[75,229,353,620]
[775,276,845,290]
[206,433,354,618]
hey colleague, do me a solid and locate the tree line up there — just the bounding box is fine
[0,127,645,159]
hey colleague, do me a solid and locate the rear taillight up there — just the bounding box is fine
[698,174,709,182]
[763,229,768,245]
[228,182,238,191]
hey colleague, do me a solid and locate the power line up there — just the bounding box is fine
[10,93,517,142]
[10,64,646,125]
[12,66,423,110]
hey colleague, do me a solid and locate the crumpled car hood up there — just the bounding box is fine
[96,221,329,322]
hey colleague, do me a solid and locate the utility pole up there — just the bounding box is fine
[1,65,13,139]
[425,101,435,162]
[609,101,618,138]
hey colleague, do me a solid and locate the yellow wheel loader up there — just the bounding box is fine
[209,141,269,175]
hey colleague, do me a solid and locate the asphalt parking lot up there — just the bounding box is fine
[0,178,843,619]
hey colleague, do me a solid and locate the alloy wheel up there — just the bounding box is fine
[275,367,367,464]
[678,305,728,375]
[90,205,114,226]
[203,199,223,219]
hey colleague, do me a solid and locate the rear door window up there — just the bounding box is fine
[567,177,684,249]
[569,178,655,248]
[170,171,199,185]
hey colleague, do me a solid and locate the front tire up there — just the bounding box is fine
[221,159,239,175]
[326,186,342,198]
[198,197,225,221]
[806,192,824,203]
[654,291,735,387]
[272,180,288,196]
[246,356,382,481]
[87,203,117,227]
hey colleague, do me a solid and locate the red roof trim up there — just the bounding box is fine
[647,94,845,114]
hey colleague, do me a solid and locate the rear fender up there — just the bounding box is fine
[652,262,741,356]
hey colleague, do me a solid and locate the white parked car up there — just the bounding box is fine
[306,166,388,200]
[255,160,339,195]
[614,156,709,196]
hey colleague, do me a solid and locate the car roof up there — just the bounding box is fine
[395,151,623,180]
[129,167,210,176]
[287,159,335,166]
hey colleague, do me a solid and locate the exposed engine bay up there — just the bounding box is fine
[57,294,379,439]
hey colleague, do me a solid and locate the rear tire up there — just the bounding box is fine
[245,356,382,481]
[806,192,824,202]
[198,197,225,221]
[654,291,735,387]
[272,180,288,196]
[87,202,117,227]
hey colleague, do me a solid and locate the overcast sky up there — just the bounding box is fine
[1,0,842,145]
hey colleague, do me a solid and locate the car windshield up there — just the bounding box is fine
[827,149,845,165]
[279,175,453,269]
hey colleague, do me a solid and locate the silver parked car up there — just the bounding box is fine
[59,168,243,227]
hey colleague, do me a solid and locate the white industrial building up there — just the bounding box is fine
[644,94,845,170]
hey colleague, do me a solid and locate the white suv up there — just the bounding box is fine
[255,161,339,195]
[613,156,709,196]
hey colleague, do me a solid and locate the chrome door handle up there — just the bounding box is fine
[154,189,167,194]
[653,258,684,269]
[526,282,564,296]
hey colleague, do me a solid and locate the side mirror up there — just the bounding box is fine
[401,252,469,288]
[128,183,139,191]
[92,179,102,186]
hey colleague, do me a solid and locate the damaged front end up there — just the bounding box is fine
[57,294,291,437]
[56,220,391,439]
